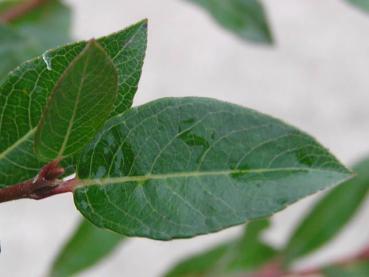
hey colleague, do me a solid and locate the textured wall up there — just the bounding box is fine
[1,0,369,276]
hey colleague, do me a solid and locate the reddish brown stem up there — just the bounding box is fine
[0,0,48,23]
[0,160,79,203]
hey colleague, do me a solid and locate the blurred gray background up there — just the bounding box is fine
[1,0,369,276]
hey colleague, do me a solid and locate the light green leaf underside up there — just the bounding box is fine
[74,97,351,240]
[345,0,369,13]
[166,219,276,277]
[0,20,147,188]
[284,156,369,264]
[188,0,273,44]
[35,41,118,161]
[50,219,124,277]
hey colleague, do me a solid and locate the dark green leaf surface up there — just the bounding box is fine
[346,0,369,13]
[35,41,118,161]
[188,0,273,43]
[166,220,276,277]
[284,157,369,264]
[0,20,147,188]
[50,219,124,277]
[0,0,71,79]
[74,97,351,240]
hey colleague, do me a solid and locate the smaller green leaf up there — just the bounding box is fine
[345,0,369,13]
[188,0,273,44]
[284,157,369,264]
[50,219,124,277]
[34,40,118,161]
[166,220,276,277]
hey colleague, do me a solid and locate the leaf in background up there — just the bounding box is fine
[0,20,147,188]
[8,0,72,50]
[323,261,369,277]
[283,157,369,264]
[0,0,71,79]
[188,0,273,44]
[166,219,276,277]
[345,0,369,13]
[74,97,351,240]
[35,40,118,161]
[0,23,39,79]
[50,219,124,277]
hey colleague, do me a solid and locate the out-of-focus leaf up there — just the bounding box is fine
[323,261,369,277]
[50,219,124,277]
[0,0,72,78]
[346,0,369,13]
[74,97,351,240]
[0,23,39,79]
[284,157,369,264]
[2,0,72,49]
[188,0,273,44]
[34,40,118,161]
[166,219,276,277]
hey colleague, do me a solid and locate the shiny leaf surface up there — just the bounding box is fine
[74,97,351,240]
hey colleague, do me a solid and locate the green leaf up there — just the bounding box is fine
[8,0,72,50]
[166,219,276,277]
[74,97,351,240]
[284,157,369,264]
[0,20,147,188]
[0,0,71,79]
[188,0,273,44]
[50,219,124,277]
[0,23,39,79]
[345,0,369,13]
[34,40,118,161]
[323,262,369,277]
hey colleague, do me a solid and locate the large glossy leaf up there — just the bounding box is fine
[346,0,369,13]
[50,219,124,277]
[0,20,147,188]
[74,97,351,240]
[34,41,118,161]
[284,157,369,264]
[166,219,276,277]
[0,0,71,79]
[188,0,273,44]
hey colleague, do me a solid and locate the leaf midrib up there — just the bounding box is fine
[57,54,89,158]
[78,167,348,187]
